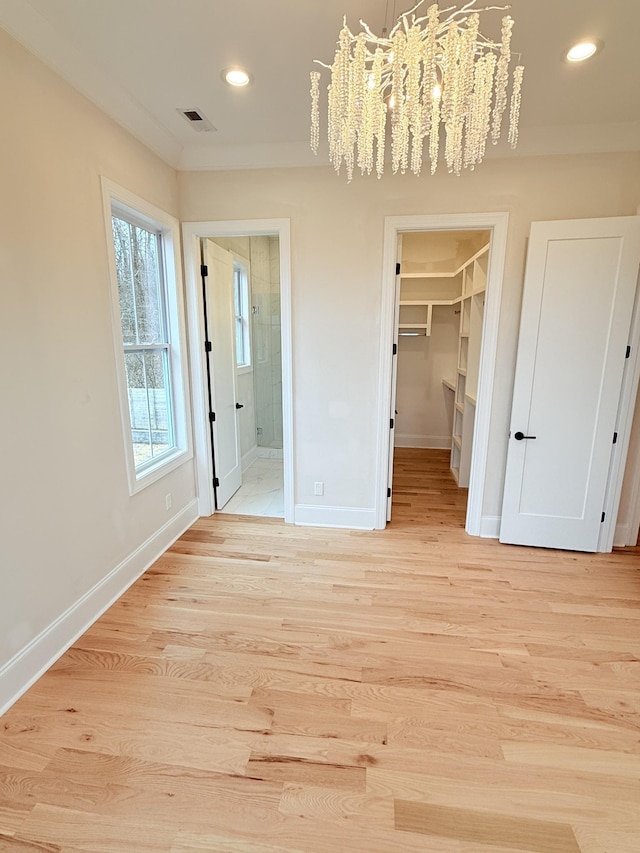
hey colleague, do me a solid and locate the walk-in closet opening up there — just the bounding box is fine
[390,228,491,524]
[202,234,284,518]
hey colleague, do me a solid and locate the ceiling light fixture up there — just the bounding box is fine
[310,0,524,182]
[565,40,602,63]
[222,67,253,87]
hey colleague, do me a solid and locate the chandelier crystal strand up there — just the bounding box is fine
[454,13,479,174]
[465,51,496,168]
[312,0,524,181]
[420,4,439,143]
[428,85,441,174]
[310,72,321,155]
[442,22,463,174]
[508,64,524,148]
[352,32,368,174]
[372,47,386,178]
[491,15,514,144]
[391,30,408,174]
[406,25,425,176]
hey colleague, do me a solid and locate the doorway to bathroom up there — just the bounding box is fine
[202,234,284,517]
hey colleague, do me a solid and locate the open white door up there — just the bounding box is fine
[501,216,640,551]
[202,239,242,509]
[387,238,403,521]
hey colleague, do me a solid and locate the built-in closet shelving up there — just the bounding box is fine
[450,244,488,485]
[398,241,489,485]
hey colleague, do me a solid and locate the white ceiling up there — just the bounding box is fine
[1,0,638,171]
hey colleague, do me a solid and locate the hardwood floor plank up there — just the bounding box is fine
[2,448,640,850]
[394,799,581,852]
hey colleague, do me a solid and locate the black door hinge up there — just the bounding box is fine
[201,264,208,277]
[601,511,606,523]
[396,262,401,275]
[213,477,219,488]
[387,487,392,498]
[613,432,618,444]
[626,345,631,359]
[390,418,395,429]
[209,411,216,423]
[393,343,397,356]
[205,341,212,353]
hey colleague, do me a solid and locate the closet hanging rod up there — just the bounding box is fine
[398,331,427,337]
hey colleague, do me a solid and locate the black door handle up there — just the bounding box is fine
[514,431,536,440]
[235,403,244,409]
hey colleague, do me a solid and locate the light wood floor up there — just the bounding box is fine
[2,448,640,852]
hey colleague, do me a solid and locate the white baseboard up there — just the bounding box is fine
[241,445,258,472]
[294,504,376,530]
[477,515,501,539]
[0,499,199,717]
[394,434,452,449]
[257,447,284,459]
[614,521,630,548]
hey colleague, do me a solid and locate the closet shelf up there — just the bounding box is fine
[399,323,429,329]
[452,435,462,450]
[455,402,464,414]
[442,379,456,392]
[400,243,490,281]
[399,299,457,306]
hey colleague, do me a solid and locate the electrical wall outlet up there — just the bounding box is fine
[313,481,324,496]
[165,493,172,510]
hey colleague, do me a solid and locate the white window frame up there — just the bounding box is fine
[102,178,192,495]
[233,257,252,373]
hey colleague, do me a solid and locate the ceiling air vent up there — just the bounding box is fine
[177,108,217,133]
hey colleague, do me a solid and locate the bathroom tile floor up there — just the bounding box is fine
[219,457,284,518]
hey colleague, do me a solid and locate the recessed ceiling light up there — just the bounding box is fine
[222,67,253,87]
[565,40,602,63]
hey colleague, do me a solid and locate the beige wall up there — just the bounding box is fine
[179,152,640,516]
[0,29,196,673]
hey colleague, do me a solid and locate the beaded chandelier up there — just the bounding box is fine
[310,0,524,181]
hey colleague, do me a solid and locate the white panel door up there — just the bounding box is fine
[387,237,403,521]
[500,217,640,552]
[203,239,242,509]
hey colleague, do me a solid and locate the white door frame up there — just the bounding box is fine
[182,219,294,522]
[602,264,640,550]
[375,212,509,533]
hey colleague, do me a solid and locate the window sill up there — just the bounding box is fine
[237,364,253,376]
[128,447,193,496]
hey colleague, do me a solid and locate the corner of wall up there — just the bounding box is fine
[0,500,199,717]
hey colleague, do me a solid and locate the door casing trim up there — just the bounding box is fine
[182,219,294,522]
[376,212,510,533]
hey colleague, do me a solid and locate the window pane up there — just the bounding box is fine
[234,268,241,317]
[144,349,173,459]
[112,216,164,345]
[236,317,245,366]
[112,217,136,345]
[124,350,151,467]
[124,349,173,469]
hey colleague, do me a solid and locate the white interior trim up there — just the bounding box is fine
[241,444,259,472]
[101,177,194,496]
[0,500,199,716]
[182,219,294,522]
[294,505,376,530]
[376,212,510,533]
[394,435,452,449]
[599,260,640,550]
